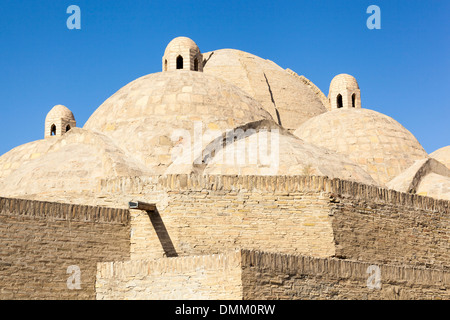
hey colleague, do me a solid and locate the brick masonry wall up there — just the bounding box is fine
[96,250,243,300]
[99,175,450,269]
[329,181,450,270]
[241,250,450,300]
[0,197,130,300]
[120,176,336,260]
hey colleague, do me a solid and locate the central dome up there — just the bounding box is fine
[202,49,328,130]
[84,71,273,171]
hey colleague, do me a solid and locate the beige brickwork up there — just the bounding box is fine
[96,251,243,300]
[294,109,428,185]
[328,74,361,110]
[44,105,76,139]
[0,197,130,300]
[241,250,449,300]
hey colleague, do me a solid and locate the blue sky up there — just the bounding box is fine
[0,0,448,156]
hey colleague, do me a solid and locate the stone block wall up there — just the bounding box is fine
[112,176,337,261]
[328,180,450,269]
[96,251,243,300]
[96,249,449,300]
[0,197,130,300]
[241,250,450,300]
[99,175,450,270]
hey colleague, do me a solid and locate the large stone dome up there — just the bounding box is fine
[0,128,151,203]
[84,70,273,172]
[203,49,328,130]
[294,108,428,185]
[166,120,376,185]
[430,146,450,170]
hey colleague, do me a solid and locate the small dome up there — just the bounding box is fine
[44,105,76,138]
[330,74,360,90]
[163,37,203,72]
[328,74,361,110]
[45,105,75,122]
[164,37,200,56]
[430,146,450,170]
[294,108,428,185]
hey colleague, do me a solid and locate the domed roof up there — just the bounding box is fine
[45,104,75,121]
[203,49,328,130]
[294,108,428,185]
[166,120,376,185]
[83,71,273,171]
[0,139,55,180]
[0,128,151,203]
[329,74,359,91]
[416,173,450,201]
[164,37,200,56]
[430,146,450,170]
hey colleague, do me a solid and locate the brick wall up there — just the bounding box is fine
[0,197,130,300]
[241,250,450,300]
[121,176,336,260]
[96,249,449,300]
[328,180,450,269]
[100,175,450,270]
[96,251,243,300]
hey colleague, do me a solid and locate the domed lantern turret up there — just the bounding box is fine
[329,74,362,110]
[162,37,203,72]
[44,105,76,138]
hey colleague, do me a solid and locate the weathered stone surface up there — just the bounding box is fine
[203,49,328,129]
[294,108,428,185]
[241,250,449,300]
[430,146,450,170]
[96,249,450,300]
[0,197,130,300]
[96,251,243,300]
[387,158,450,201]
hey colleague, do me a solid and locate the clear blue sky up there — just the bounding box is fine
[0,0,448,156]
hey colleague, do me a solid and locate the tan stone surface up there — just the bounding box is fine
[242,250,449,300]
[166,120,376,185]
[45,105,76,138]
[203,49,328,129]
[430,146,450,170]
[387,158,450,200]
[294,108,428,185]
[328,74,361,110]
[83,70,273,172]
[416,173,450,201]
[0,128,151,200]
[162,36,203,72]
[0,197,130,300]
[96,251,243,300]
[0,139,56,179]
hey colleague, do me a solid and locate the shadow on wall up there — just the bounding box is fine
[148,209,178,257]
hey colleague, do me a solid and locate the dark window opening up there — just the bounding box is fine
[66,125,71,133]
[51,124,56,136]
[176,56,183,69]
[352,94,356,108]
[194,58,199,71]
[337,94,343,109]
[164,59,168,71]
